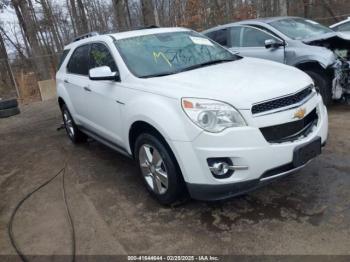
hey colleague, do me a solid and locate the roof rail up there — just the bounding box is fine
[73,32,99,42]
[134,25,159,30]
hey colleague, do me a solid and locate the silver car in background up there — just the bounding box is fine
[330,17,350,34]
[203,17,350,105]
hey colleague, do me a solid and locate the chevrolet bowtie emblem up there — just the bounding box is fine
[294,108,306,120]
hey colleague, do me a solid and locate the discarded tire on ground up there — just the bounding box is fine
[0,99,20,118]
[0,98,18,110]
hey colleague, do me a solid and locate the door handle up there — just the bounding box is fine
[84,86,91,92]
[64,79,69,83]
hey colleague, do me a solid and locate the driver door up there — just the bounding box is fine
[81,42,124,146]
[231,26,285,64]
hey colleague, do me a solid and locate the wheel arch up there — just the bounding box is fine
[128,120,186,185]
[58,96,65,109]
[129,120,171,159]
[294,61,334,79]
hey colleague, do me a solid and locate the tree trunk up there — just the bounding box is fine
[69,0,83,35]
[303,0,311,17]
[67,0,77,36]
[112,0,128,31]
[0,31,19,97]
[11,0,50,80]
[279,0,288,16]
[141,0,156,26]
[43,0,64,50]
[76,0,89,34]
[320,0,339,22]
[125,0,132,28]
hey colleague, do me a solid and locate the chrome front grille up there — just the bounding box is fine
[259,108,318,143]
[252,85,314,115]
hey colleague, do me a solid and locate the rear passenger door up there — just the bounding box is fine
[81,42,123,146]
[65,44,91,124]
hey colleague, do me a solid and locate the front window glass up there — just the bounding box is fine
[336,22,350,32]
[90,43,118,72]
[230,27,242,47]
[269,18,333,40]
[114,31,239,78]
[242,27,271,47]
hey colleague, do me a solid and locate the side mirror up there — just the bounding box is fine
[265,39,285,49]
[89,66,120,81]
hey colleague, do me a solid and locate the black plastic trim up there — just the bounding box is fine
[78,125,132,158]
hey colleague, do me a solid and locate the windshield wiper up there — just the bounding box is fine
[140,58,236,79]
[177,58,236,73]
[139,72,177,78]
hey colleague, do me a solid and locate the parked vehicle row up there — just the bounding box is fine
[330,17,350,35]
[57,25,328,205]
[203,17,350,105]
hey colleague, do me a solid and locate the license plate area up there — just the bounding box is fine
[293,137,321,167]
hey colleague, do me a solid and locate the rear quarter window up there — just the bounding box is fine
[57,49,70,71]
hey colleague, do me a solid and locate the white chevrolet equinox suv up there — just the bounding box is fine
[56,28,328,205]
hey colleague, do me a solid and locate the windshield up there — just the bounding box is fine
[114,31,239,78]
[269,18,333,40]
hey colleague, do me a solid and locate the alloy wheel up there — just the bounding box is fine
[63,110,75,138]
[139,144,169,195]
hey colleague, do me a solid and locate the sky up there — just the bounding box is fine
[0,6,19,54]
[0,5,17,24]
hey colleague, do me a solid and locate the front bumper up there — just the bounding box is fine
[169,95,328,201]
[186,148,324,201]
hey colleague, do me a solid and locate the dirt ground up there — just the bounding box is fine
[0,99,350,256]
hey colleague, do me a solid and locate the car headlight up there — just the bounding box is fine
[181,98,247,133]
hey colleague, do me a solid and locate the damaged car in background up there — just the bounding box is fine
[203,17,350,105]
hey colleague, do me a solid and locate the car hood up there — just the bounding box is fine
[140,57,313,110]
[303,32,350,50]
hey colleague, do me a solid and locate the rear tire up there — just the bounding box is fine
[61,104,87,144]
[0,98,18,110]
[304,70,332,106]
[135,133,186,205]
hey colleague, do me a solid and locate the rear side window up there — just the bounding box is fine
[58,49,70,70]
[206,29,228,47]
[67,44,90,75]
[89,43,118,72]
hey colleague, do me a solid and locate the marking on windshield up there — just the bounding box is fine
[306,20,319,25]
[153,52,172,67]
[189,36,214,46]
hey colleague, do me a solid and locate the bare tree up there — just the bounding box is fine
[112,0,128,31]
[0,30,18,97]
[11,0,50,80]
[279,0,288,16]
[141,0,156,26]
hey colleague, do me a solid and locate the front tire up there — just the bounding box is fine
[135,133,186,205]
[304,70,332,106]
[61,104,87,144]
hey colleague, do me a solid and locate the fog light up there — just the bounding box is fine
[207,158,234,179]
